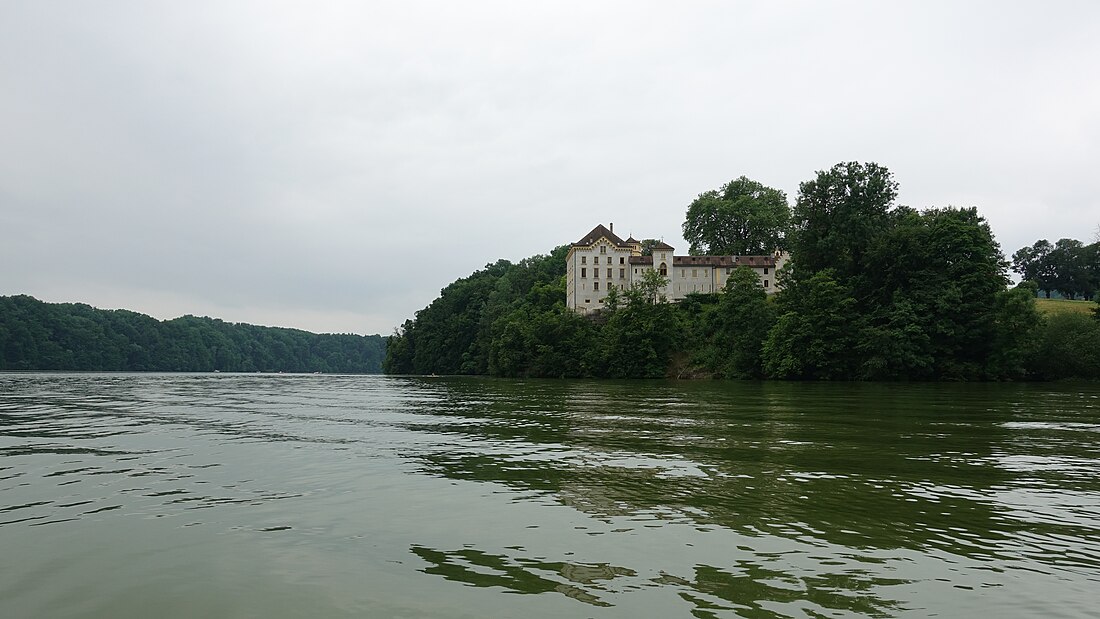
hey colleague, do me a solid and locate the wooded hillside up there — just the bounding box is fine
[0,295,386,373]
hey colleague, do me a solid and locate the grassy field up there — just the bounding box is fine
[1036,298,1097,315]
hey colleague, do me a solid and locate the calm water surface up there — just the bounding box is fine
[1,374,1098,618]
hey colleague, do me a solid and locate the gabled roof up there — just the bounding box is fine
[572,224,630,248]
[652,241,675,251]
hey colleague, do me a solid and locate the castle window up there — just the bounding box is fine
[659,262,667,277]
[764,280,770,287]
[619,257,625,264]
[606,268,612,278]
[581,256,586,264]
[581,268,586,278]
[692,269,698,278]
[764,267,769,274]
[619,268,625,279]
[600,246,606,254]
[594,281,600,290]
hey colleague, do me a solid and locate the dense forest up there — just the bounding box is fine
[385,162,1100,380]
[0,295,386,373]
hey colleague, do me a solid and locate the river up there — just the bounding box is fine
[1,373,1097,617]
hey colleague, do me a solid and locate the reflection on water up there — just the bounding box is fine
[1,373,1098,618]
[411,545,635,607]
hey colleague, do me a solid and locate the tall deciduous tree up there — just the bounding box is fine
[1011,239,1056,297]
[789,162,898,283]
[1048,238,1093,300]
[682,176,790,256]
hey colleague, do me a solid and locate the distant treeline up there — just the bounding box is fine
[385,162,1100,381]
[1012,237,1099,300]
[0,295,386,373]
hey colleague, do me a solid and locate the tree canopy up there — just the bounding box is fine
[1013,238,1098,300]
[790,161,898,281]
[682,176,790,256]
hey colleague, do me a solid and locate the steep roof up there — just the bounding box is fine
[572,224,630,248]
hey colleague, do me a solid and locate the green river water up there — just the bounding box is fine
[0,373,1097,618]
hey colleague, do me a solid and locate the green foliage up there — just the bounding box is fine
[634,268,669,305]
[389,162,1079,382]
[790,161,898,281]
[0,295,386,373]
[763,271,860,379]
[1026,312,1100,380]
[988,282,1043,380]
[682,176,790,255]
[700,267,776,378]
[597,288,682,378]
[385,246,604,377]
[639,239,661,256]
[1012,239,1057,297]
[385,246,687,378]
[768,162,1040,381]
[1013,238,1099,300]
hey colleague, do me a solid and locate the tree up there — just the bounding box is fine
[1027,312,1100,379]
[860,206,1010,379]
[633,268,669,305]
[987,282,1042,379]
[705,267,776,378]
[598,284,682,378]
[1011,240,1056,297]
[762,270,860,379]
[1047,238,1093,300]
[789,162,898,283]
[639,239,661,256]
[682,176,790,256]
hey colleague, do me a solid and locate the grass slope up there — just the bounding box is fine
[1036,298,1097,315]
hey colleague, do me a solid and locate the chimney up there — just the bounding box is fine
[610,222,614,233]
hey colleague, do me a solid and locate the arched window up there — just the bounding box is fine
[659,262,667,277]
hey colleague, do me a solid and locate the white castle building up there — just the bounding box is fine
[565,223,787,314]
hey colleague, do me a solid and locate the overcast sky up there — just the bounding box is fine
[2,1,1097,335]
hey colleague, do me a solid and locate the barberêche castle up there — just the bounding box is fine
[566,223,787,314]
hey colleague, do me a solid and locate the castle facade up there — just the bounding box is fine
[565,224,786,314]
